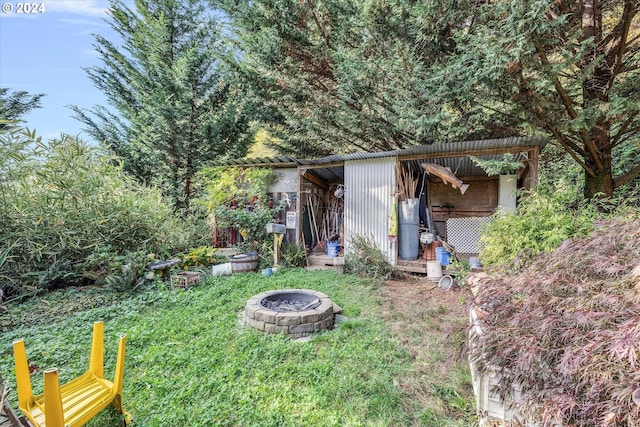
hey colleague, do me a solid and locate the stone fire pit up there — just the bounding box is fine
[244,289,336,338]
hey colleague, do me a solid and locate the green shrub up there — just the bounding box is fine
[479,186,603,269]
[177,246,220,268]
[103,251,154,292]
[280,242,307,267]
[0,127,193,298]
[480,144,639,272]
[345,234,396,280]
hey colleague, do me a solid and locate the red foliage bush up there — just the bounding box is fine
[470,217,640,426]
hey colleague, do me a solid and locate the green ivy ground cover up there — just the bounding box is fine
[1,270,415,426]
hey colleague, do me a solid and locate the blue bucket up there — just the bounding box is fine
[327,241,340,258]
[436,247,451,267]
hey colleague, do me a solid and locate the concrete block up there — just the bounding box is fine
[275,312,301,326]
[264,323,289,334]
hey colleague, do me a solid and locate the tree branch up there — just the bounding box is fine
[614,162,640,189]
[530,37,602,171]
[626,33,640,47]
[623,63,640,72]
[530,107,596,177]
[604,0,635,87]
[612,124,640,148]
[611,110,640,147]
[532,38,579,120]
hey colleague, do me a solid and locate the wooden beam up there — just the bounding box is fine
[300,169,330,190]
[296,167,303,247]
[523,147,540,190]
[299,161,344,169]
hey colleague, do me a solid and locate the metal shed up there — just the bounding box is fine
[216,136,548,271]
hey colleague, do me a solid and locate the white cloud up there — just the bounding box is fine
[59,18,107,26]
[45,0,110,17]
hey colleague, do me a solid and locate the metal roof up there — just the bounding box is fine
[219,136,547,169]
[305,136,547,165]
[403,152,529,179]
[223,155,298,167]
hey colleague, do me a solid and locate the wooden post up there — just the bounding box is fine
[524,147,539,190]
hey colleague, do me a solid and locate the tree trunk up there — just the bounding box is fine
[583,127,614,199]
[584,165,614,199]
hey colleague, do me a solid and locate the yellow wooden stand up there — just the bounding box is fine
[13,321,131,427]
[273,233,284,266]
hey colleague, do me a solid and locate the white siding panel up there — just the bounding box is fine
[344,158,397,265]
[268,168,298,193]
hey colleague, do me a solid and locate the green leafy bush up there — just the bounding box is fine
[470,153,524,176]
[201,167,282,254]
[479,186,603,269]
[481,143,639,272]
[103,251,154,292]
[0,127,193,298]
[177,246,221,268]
[345,234,396,280]
[280,242,307,267]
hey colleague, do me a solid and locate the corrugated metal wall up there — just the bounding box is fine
[344,157,397,265]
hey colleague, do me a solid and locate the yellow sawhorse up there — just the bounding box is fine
[13,321,131,427]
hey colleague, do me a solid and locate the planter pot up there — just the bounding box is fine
[228,252,259,273]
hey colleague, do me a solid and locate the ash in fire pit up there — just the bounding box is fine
[245,289,337,338]
[261,292,322,312]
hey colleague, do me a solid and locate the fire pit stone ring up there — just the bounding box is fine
[244,289,335,338]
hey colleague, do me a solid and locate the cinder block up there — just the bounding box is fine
[264,323,289,334]
[275,312,301,326]
[254,309,277,323]
[247,318,266,331]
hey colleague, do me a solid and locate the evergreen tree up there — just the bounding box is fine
[219,0,488,157]
[0,88,45,129]
[225,0,639,199]
[429,0,640,199]
[72,0,255,210]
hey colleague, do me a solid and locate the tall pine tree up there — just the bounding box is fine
[223,0,639,199]
[219,0,487,157]
[0,88,45,130]
[72,0,255,210]
[437,0,640,199]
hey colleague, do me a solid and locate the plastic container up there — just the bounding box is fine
[469,257,482,269]
[426,260,442,282]
[327,241,340,258]
[211,263,232,276]
[398,199,420,260]
[420,232,434,245]
[438,275,454,290]
[436,247,451,267]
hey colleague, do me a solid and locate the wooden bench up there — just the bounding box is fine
[13,321,131,427]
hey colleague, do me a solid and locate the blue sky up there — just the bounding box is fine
[1,0,122,140]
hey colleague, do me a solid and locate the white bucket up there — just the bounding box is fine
[420,232,434,245]
[426,260,442,282]
[211,262,232,276]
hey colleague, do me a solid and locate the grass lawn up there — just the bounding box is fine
[0,269,474,426]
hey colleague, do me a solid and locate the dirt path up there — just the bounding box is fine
[378,275,474,424]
